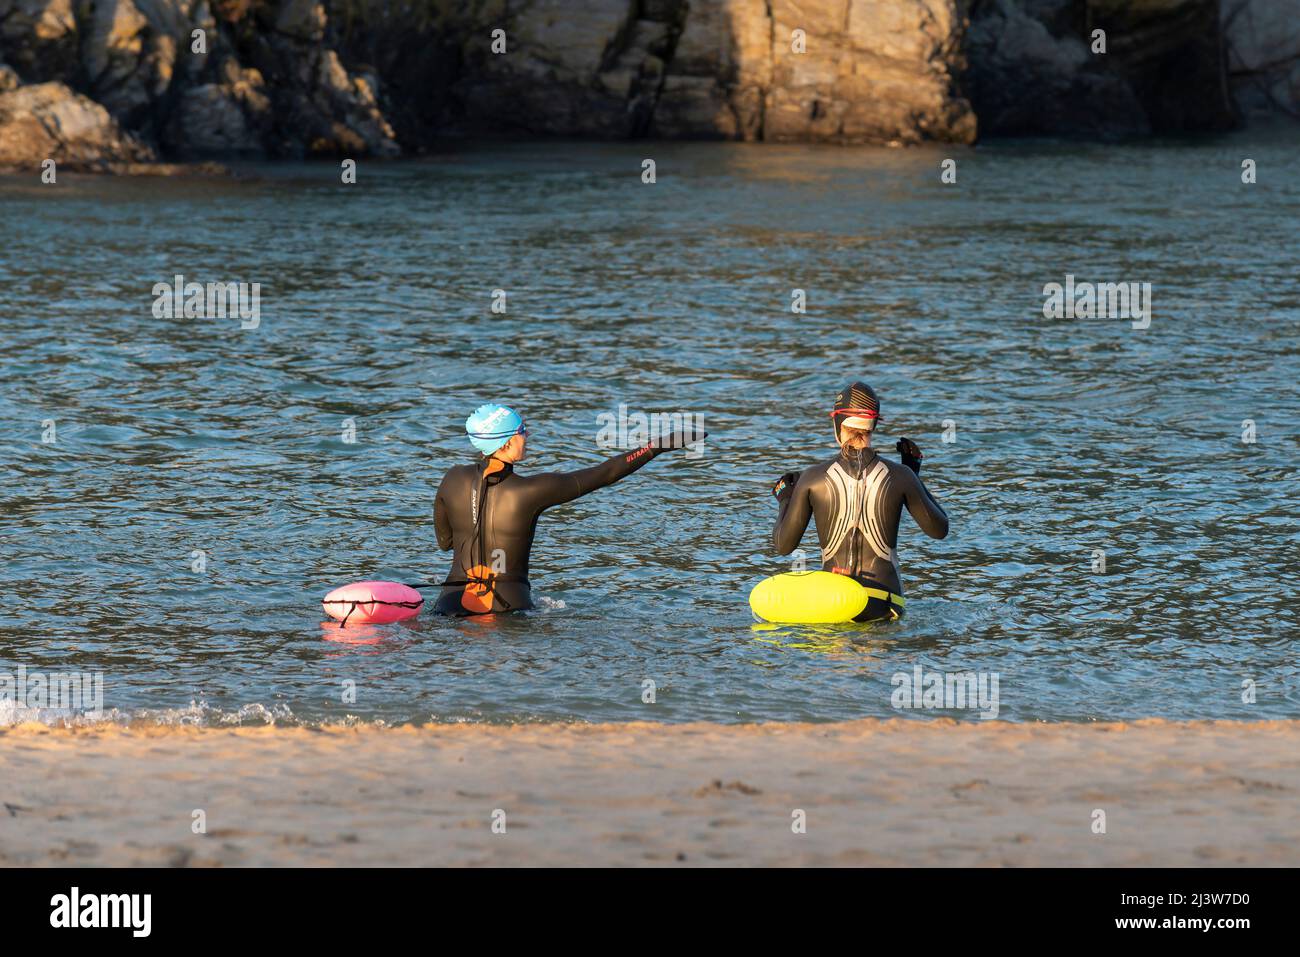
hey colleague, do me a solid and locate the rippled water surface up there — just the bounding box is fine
[2,135,1298,725]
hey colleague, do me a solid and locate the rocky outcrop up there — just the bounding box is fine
[341,0,1253,145]
[964,0,1236,136]
[0,79,155,169]
[0,0,398,167]
[160,1,399,158]
[651,0,977,144]
[1223,0,1300,119]
[0,0,1289,172]
[167,65,268,155]
[414,0,977,144]
[0,0,80,82]
[758,0,973,143]
[653,0,768,139]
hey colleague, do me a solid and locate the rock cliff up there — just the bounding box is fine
[1223,0,1300,120]
[0,0,1294,172]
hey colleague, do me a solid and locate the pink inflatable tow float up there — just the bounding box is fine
[322,581,423,626]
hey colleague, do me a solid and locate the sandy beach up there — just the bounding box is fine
[2,718,1298,867]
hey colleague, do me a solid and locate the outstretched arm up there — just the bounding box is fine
[773,471,813,554]
[528,430,707,511]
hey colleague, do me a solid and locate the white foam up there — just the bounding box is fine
[0,698,300,729]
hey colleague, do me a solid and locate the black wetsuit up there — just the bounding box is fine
[773,447,948,620]
[433,436,697,615]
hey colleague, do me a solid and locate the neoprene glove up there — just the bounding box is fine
[653,429,708,451]
[772,471,800,502]
[896,438,923,475]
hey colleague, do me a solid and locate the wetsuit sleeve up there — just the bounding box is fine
[901,468,949,540]
[773,472,814,554]
[525,441,678,511]
[434,480,453,550]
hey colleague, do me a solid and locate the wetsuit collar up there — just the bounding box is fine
[479,457,514,481]
[836,446,878,479]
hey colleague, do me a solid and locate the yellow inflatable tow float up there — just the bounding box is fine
[748,570,904,624]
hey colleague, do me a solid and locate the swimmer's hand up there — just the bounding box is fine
[896,438,923,475]
[772,471,800,502]
[653,430,708,452]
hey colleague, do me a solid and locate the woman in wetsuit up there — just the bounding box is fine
[433,403,706,615]
[771,381,948,622]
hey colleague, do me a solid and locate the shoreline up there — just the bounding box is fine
[3,718,1298,867]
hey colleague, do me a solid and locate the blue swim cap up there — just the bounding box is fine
[465,403,525,455]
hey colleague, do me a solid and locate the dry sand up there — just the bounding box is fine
[2,719,1298,867]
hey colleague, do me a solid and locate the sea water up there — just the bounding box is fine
[1,135,1297,725]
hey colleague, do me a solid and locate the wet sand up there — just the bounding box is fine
[2,719,1297,866]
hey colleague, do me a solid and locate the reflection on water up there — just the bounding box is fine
[1,135,1298,725]
[750,621,897,659]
